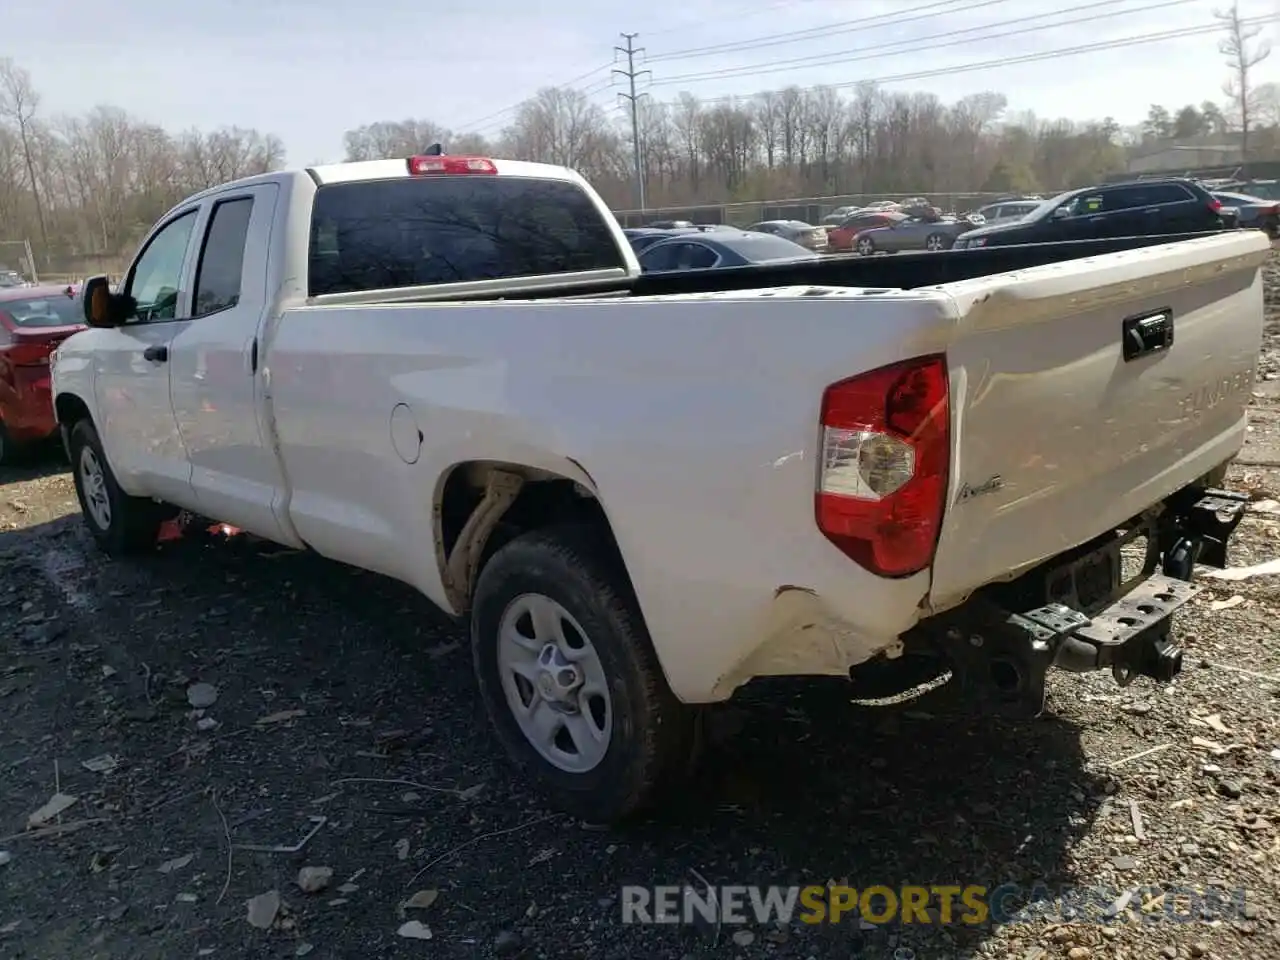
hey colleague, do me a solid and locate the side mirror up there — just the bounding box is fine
[1051,207,1071,220]
[81,275,133,328]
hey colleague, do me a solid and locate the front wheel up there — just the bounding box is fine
[471,525,694,823]
[856,236,876,256]
[925,232,947,251]
[68,419,173,555]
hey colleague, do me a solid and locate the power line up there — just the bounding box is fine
[683,17,1272,106]
[649,0,1200,87]
[454,61,613,135]
[638,0,849,41]
[614,33,652,211]
[644,0,1007,63]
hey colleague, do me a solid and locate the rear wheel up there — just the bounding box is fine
[471,525,694,823]
[925,232,947,251]
[68,419,173,555]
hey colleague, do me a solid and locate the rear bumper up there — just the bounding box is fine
[896,486,1248,717]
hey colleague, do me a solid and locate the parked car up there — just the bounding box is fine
[637,230,820,271]
[643,219,694,229]
[1212,191,1279,237]
[0,270,29,288]
[1209,179,1280,202]
[851,213,980,255]
[897,197,941,218]
[0,284,83,463]
[745,219,829,251]
[821,205,863,225]
[827,210,910,252]
[623,227,698,253]
[50,149,1271,824]
[954,178,1229,249]
[971,200,1041,226]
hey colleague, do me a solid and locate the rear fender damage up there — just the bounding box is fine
[711,584,912,699]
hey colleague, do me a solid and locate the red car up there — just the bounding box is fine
[826,211,907,252]
[0,284,83,463]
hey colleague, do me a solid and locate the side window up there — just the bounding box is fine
[640,243,678,272]
[1064,193,1104,217]
[127,210,199,322]
[684,244,719,269]
[669,243,702,270]
[1145,184,1193,205]
[1101,188,1145,213]
[192,197,254,317]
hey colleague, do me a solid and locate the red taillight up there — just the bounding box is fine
[0,329,52,368]
[407,155,498,176]
[1208,198,1223,212]
[815,355,950,578]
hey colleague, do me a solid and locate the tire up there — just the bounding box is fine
[68,419,172,555]
[856,236,876,256]
[471,524,694,823]
[925,232,947,252]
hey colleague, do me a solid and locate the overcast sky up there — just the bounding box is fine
[8,0,1279,164]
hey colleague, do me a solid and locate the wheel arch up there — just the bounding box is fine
[431,457,637,616]
[54,392,95,458]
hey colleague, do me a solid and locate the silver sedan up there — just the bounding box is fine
[745,220,829,251]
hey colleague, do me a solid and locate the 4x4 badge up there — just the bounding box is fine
[957,475,1004,502]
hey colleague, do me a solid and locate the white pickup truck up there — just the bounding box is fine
[52,153,1270,822]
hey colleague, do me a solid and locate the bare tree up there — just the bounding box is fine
[1217,2,1272,160]
[343,119,453,161]
[0,59,49,259]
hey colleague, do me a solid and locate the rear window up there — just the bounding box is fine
[1,295,80,328]
[308,176,627,297]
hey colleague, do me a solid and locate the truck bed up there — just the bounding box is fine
[382,232,1235,304]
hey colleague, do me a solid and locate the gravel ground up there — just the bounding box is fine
[3,257,1280,960]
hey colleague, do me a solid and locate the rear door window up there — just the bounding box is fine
[639,242,680,272]
[1142,183,1194,205]
[1101,187,1155,212]
[308,176,626,296]
[682,243,720,269]
[193,197,254,317]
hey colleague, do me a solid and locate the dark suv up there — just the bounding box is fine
[953,178,1231,249]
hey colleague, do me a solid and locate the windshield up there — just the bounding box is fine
[1,294,81,327]
[1020,190,1077,222]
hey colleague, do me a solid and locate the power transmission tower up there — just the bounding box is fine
[613,33,651,211]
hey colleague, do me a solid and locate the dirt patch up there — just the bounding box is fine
[2,257,1280,959]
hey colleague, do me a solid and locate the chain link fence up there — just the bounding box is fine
[611,191,1030,228]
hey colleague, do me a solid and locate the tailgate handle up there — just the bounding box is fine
[1122,308,1173,362]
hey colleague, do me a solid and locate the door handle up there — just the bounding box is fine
[143,344,168,363]
[1122,308,1174,362]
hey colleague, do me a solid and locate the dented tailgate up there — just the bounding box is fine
[928,230,1272,611]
